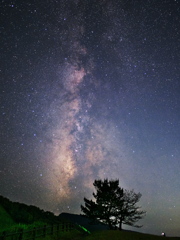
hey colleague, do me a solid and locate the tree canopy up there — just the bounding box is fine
[81,179,146,230]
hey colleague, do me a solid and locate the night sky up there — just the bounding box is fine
[1,0,180,236]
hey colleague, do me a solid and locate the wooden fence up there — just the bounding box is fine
[0,222,75,240]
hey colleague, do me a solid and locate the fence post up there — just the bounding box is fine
[51,225,53,235]
[62,223,64,232]
[32,227,36,240]
[67,223,69,231]
[43,225,46,237]
[66,223,68,232]
[19,229,23,240]
[1,231,6,240]
[56,224,59,236]
[70,223,74,231]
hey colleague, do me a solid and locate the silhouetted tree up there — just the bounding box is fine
[81,179,146,230]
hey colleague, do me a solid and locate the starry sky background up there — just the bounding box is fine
[0,0,180,236]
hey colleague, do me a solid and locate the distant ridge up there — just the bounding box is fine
[58,212,109,232]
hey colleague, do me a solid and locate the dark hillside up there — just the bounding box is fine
[59,212,109,232]
[0,204,15,229]
[0,195,59,225]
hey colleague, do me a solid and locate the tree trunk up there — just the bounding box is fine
[107,218,113,230]
[119,220,122,230]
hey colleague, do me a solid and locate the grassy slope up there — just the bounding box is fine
[84,230,180,240]
[41,230,180,240]
[0,204,15,231]
[44,230,180,240]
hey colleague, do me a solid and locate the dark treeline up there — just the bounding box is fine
[0,195,60,225]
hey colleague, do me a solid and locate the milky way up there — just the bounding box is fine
[40,11,132,210]
[1,0,180,236]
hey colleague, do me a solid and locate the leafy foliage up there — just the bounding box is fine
[81,179,146,230]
